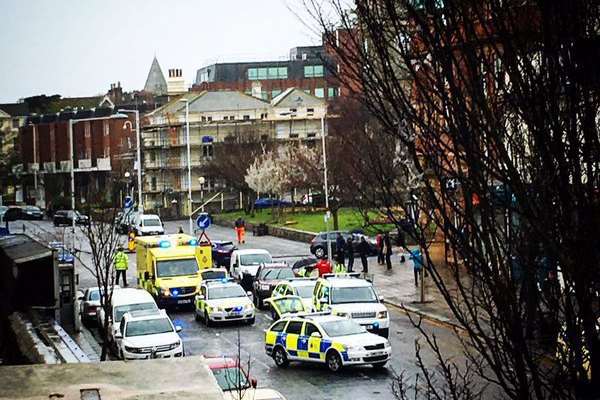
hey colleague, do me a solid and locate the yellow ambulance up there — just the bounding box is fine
[136,234,212,307]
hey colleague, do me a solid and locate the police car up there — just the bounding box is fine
[313,274,390,338]
[195,279,255,326]
[271,278,317,312]
[264,313,391,372]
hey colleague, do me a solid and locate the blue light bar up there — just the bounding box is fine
[189,239,198,246]
[159,240,171,248]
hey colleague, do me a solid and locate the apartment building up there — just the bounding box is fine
[141,88,326,213]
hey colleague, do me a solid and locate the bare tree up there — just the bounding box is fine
[306,0,600,399]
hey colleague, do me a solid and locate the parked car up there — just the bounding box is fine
[309,231,378,259]
[229,249,273,290]
[53,210,90,227]
[114,309,183,360]
[21,205,44,220]
[133,213,164,236]
[78,286,120,325]
[252,263,295,309]
[116,210,138,234]
[0,206,7,223]
[254,198,293,209]
[212,240,237,268]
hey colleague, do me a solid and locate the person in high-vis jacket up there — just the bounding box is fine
[114,246,129,287]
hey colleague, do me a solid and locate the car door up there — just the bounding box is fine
[304,322,324,361]
[283,321,304,360]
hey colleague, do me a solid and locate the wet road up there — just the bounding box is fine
[20,219,463,400]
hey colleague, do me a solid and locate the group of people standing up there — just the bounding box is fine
[375,232,394,271]
[334,233,371,273]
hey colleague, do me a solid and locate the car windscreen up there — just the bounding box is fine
[273,297,305,314]
[320,319,366,337]
[142,218,161,227]
[208,285,247,300]
[211,366,250,391]
[201,270,226,280]
[259,268,294,281]
[114,302,158,322]
[295,284,316,298]
[240,254,272,265]
[331,286,378,304]
[156,258,199,277]
[89,289,101,301]
[125,317,173,337]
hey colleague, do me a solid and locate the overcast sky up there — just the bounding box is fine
[0,0,321,103]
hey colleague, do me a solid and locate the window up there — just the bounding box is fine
[257,68,268,79]
[304,89,311,94]
[304,65,324,78]
[271,89,282,98]
[290,133,299,139]
[307,108,314,115]
[315,88,324,98]
[278,67,288,79]
[290,108,297,113]
[268,67,279,79]
[248,68,258,80]
[202,143,213,158]
[304,323,320,337]
[260,113,268,119]
[229,115,235,120]
[223,116,229,121]
[285,321,304,335]
[248,66,288,80]
[270,320,287,332]
[201,116,206,122]
[207,116,212,122]
[243,115,250,121]
[150,151,156,162]
[151,177,157,191]
[328,87,338,98]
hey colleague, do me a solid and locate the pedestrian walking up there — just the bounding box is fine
[345,237,354,272]
[357,236,369,273]
[335,233,345,267]
[411,249,423,286]
[234,217,246,244]
[383,232,392,270]
[114,246,129,287]
[375,232,384,265]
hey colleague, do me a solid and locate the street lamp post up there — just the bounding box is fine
[320,113,332,265]
[118,109,143,212]
[178,99,193,234]
[198,176,205,212]
[124,171,131,198]
[68,113,127,249]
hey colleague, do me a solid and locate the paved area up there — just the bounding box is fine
[14,219,465,400]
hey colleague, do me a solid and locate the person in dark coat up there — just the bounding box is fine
[345,237,354,272]
[335,233,345,267]
[383,232,392,270]
[375,232,384,265]
[357,237,369,273]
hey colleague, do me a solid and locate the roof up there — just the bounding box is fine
[124,309,166,320]
[144,57,168,95]
[323,277,372,288]
[0,109,10,119]
[0,102,29,117]
[188,91,270,113]
[0,234,52,264]
[234,249,270,255]
[281,313,344,323]
[112,288,156,306]
[271,87,324,108]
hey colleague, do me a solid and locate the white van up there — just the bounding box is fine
[229,249,273,281]
[96,288,159,346]
[134,213,165,236]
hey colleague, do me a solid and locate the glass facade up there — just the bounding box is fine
[304,65,324,78]
[248,66,288,80]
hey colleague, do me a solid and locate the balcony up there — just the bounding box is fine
[43,162,56,173]
[78,159,92,170]
[97,157,111,171]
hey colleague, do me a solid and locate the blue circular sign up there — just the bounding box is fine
[124,196,133,209]
[196,213,211,229]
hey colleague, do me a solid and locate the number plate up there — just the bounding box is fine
[363,324,373,330]
[177,299,191,304]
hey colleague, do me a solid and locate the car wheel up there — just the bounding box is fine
[326,351,343,372]
[204,311,212,327]
[314,246,326,259]
[273,346,289,368]
[372,361,387,369]
[247,316,255,325]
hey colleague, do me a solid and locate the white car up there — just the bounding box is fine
[78,286,120,324]
[134,213,165,236]
[195,279,255,326]
[229,249,272,288]
[96,288,158,346]
[115,309,184,360]
[313,275,390,338]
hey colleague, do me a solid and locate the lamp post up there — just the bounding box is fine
[198,176,205,212]
[124,171,131,198]
[178,99,193,234]
[68,113,127,249]
[118,109,142,212]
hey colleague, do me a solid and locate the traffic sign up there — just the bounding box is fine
[196,212,211,230]
[124,196,133,209]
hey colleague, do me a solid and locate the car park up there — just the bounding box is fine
[96,288,158,347]
[212,240,236,268]
[133,213,164,236]
[312,274,390,338]
[195,279,255,326]
[53,210,90,226]
[78,286,120,325]
[309,231,377,259]
[229,249,273,290]
[21,205,44,220]
[271,278,317,311]
[115,309,184,360]
[264,295,309,321]
[264,313,392,372]
[252,263,295,308]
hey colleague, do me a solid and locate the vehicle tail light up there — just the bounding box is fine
[87,306,98,315]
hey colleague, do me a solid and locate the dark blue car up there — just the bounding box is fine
[254,198,293,209]
[211,240,237,268]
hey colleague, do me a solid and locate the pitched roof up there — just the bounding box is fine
[271,87,324,108]
[0,109,10,119]
[144,57,168,95]
[187,91,269,113]
[0,103,30,117]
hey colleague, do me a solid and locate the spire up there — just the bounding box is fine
[144,57,167,95]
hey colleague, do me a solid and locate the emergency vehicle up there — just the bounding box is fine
[136,234,212,307]
[195,279,255,326]
[271,278,317,311]
[264,313,391,372]
[312,274,390,338]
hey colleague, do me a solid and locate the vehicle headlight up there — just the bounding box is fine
[244,303,254,311]
[169,340,181,350]
[377,311,388,319]
[124,345,142,354]
[160,287,171,297]
[345,345,362,352]
[260,284,270,291]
